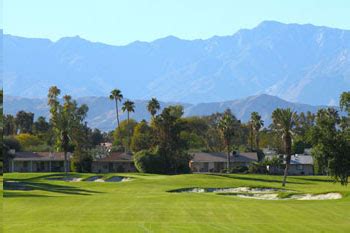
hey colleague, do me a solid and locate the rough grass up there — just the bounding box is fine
[3,173,350,233]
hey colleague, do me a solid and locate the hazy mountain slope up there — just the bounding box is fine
[4,94,330,131]
[3,21,350,105]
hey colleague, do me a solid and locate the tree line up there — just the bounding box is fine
[1,87,349,186]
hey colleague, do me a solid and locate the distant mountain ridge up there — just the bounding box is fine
[4,94,335,131]
[3,21,350,105]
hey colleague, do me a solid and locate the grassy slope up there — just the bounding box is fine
[3,173,350,233]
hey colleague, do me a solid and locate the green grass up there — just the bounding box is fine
[3,173,350,233]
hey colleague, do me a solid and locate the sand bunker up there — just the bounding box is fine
[46,177,82,182]
[290,193,342,200]
[171,187,342,200]
[234,192,342,200]
[105,176,132,182]
[173,187,286,194]
[84,176,103,182]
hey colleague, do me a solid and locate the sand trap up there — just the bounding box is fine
[84,176,103,182]
[222,192,342,201]
[69,178,83,182]
[290,193,342,200]
[171,187,342,200]
[106,176,132,182]
[172,187,286,194]
[236,193,280,200]
[46,177,82,182]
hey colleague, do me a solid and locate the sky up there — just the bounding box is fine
[2,0,350,45]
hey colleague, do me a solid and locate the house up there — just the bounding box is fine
[9,151,71,172]
[91,152,136,173]
[266,154,314,175]
[189,152,258,173]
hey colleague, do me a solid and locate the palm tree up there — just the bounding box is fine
[271,108,298,186]
[109,89,123,128]
[122,100,135,152]
[250,112,264,150]
[218,110,236,172]
[147,98,160,119]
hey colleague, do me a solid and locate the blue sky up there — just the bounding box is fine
[3,0,350,45]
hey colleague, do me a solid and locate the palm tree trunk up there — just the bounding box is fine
[282,155,291,186]
[64,151,68,176]
[226,142,230,173]
[250,124,253,151]
[127,111,130,153]
[115,100,120,128]
[282,135,292,187]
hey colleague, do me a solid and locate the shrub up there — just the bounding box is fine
[221,166,248,174]
[133,149,166,174]
[15,133,42,150]
[248,162,268,174]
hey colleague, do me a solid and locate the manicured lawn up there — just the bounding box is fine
[3,173,350,233]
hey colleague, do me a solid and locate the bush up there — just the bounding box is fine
[15,133,42,150]
[71,155,93,173]
[221,166,248,174]
[248,162,268,174]
[133,149,166,174]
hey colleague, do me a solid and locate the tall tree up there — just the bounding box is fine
[153,106,189,174]
[340,91,350,115]
[48,86,88,175]
[218,110,237,172]
[122,100,135,152]
[147,98,160,119]
[271,108,298,186]
[109,89,123,128]
[4,114,17,136]
[33,116,50,134]
[15,111,34,134]
[250,112,264,150]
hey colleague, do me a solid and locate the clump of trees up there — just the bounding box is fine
[2,87,106,173]
[3,85,349,186]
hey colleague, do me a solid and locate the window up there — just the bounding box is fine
[296,164,303,170]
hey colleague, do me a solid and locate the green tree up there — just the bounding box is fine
[153,106,191,174]
[48,86,89,175]
[33,116,50,134]
[311,107,350,185]
[15,111,34,134]
[147,98,160,119]
[131,120,154,152]
[250,112,264,150]
[340,91,350,115]
[113,119,138,151]
[271,108,298,186]
[4,114,17,136]
[218,109,238,172]
[122,100,135,152]
[109,89,123,128]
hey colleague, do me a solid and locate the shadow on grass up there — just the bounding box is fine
[293,177,334,183]
[6,173,81,182]
[208,174,306,185]
[4,180,102,197]
[3,191,54,198]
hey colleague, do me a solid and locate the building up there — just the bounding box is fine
[91,152,136,173]
[266,154,314,175]
[9,151,71,172]
[189,152,258,173]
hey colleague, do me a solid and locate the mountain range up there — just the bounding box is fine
[4,94,334,131]
[3,21,350,105]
